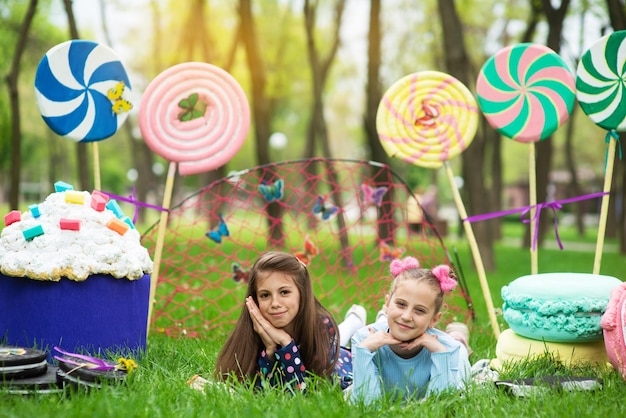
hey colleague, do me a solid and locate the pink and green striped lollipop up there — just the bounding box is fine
[476,43,575,276]
[476,43,576,143]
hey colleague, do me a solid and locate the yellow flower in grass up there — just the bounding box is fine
[117,357,138,373]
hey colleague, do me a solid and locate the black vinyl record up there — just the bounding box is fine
[1,366,61,395]
[0,346,48,379]
[56,357,126,390]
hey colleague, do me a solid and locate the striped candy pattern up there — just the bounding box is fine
[476,43,575,143]
[34,40,132,142]
[576,30,626,131]
[376,71,478,169]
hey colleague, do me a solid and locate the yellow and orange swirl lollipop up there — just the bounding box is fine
[377,70,478,168]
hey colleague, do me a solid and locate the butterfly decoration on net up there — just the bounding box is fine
[107,81,133,115]
[232,262,250,284]
[379,241,405,262]
[313,195,339,220]
[361,183,388,207]
[294,235,319,265]
[258,179,284,202]
[206,214,229,243]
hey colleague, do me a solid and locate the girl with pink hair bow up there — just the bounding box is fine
[349,256,471,404]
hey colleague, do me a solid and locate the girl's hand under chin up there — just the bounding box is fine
[246,296,292,357]
[359,327,403,352]
[394,330,446,355]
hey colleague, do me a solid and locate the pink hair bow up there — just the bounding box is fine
[390,256,420,277]
[432,265,457,293]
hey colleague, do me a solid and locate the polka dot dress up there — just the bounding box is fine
[255,315,353,392]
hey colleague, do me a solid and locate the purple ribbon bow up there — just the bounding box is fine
[464,192,608,251]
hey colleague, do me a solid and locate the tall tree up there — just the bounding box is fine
[97,0,159,222]
[302,0,350,261]
[437,0,495,270]
[62,0,90,191]
[302,0,345,159]
[604,0,626,254]
[363,0,394,243]
[238,0,286,245]
[531,0,571,248]
[6,0,38,210]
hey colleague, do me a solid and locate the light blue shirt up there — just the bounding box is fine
[350,320,470,404]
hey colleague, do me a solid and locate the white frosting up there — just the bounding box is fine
[0,191,153,281]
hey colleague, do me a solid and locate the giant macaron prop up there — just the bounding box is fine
[476,43,576,274]
[34,40,134,190]
[576,30,626,275]
[138,62,250,332]
[491,272,620,370]
[376,70,500,338]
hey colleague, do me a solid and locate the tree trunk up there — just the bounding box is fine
[63,0,90,191]
[239,0,282,245]
[364,0,393,243]
[437,0,495,270]
[564,107,585,235]
[604,0,626,254]
[530,0,570,248]
[6,0,38,210]
[302,0,350,262]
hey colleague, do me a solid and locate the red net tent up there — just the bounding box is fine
[141,158,473,337]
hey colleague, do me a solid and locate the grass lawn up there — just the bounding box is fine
[3,225,626,417]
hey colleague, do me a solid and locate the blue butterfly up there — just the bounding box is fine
[258,179,284,202]
[313,195,339,220]
[206,214,229,243]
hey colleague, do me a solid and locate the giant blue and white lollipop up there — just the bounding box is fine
[34,40,133,188]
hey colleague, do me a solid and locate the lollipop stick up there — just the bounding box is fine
[146,161,176,336]
[593,139,616,275]
[529,143,537,274]
[444,162,500,338]
[93,142,101,190]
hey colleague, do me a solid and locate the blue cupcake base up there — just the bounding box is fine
[0,273,149,361]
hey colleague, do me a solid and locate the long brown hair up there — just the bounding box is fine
[214,251,339,383]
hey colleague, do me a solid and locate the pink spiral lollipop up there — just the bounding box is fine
[139,62,250,175]
[476,43,575,143]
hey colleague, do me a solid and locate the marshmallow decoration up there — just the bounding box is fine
[138,62,250,175]
[34,40,133,142]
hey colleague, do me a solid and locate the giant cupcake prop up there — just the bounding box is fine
[0,182,153,360]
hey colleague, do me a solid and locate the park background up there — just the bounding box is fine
[2,0,626,271]
[2,1,626,416]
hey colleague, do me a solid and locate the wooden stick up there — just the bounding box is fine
[93,142,101,190]
[445,162,500,339]
[529,143,537,275]
[593,139,616,275]
[146,162,177,336]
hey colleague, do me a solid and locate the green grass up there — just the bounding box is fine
[2,226,626,417]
